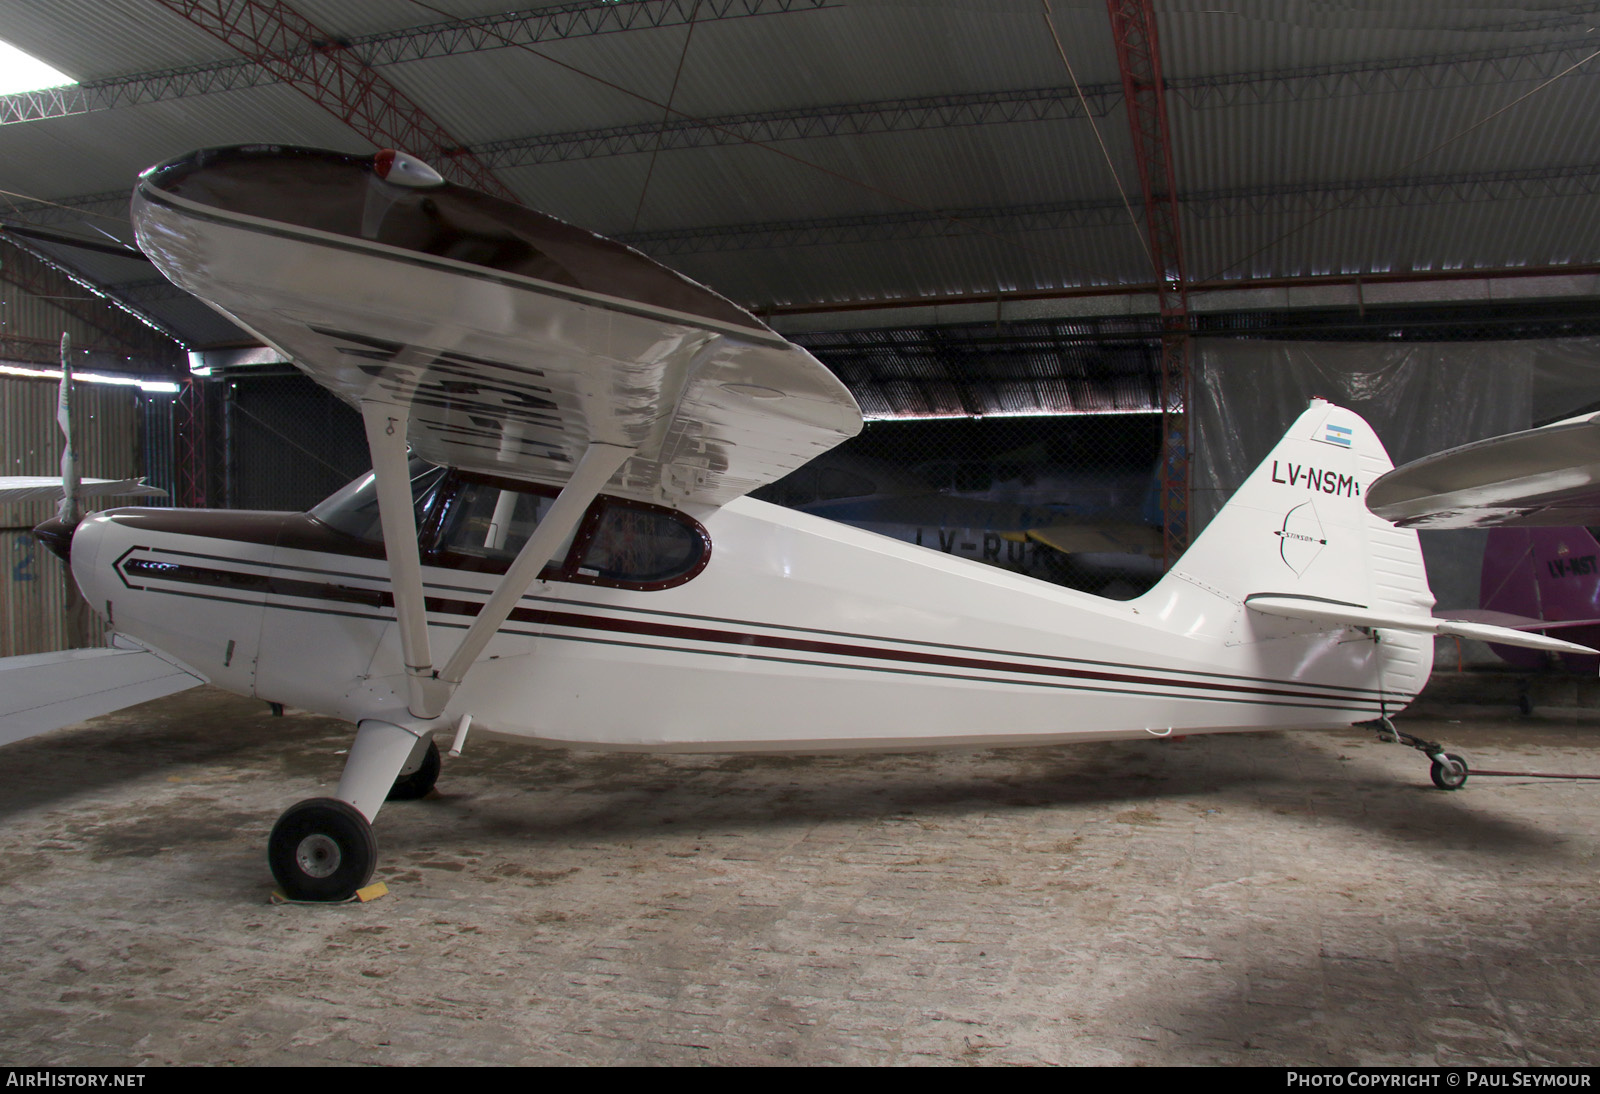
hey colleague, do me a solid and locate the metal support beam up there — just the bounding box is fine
[361,399,451,719]
[173,378,209,509]
[473,84,1120,168]
[0,239,182,366]
[152,0,516,199]
[21,163,1600,256]
[0,0,832,126]
[1108,0,1190,565]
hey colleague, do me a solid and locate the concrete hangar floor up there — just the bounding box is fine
[2,685,1597,1066]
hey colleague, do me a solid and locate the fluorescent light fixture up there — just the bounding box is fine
[0,362,180,393]
[0,40,75,95]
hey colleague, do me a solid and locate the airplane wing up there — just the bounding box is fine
[1245,594,1598,656]
[0,477,166,505]
[131,145,862,510]
[1366,413,1600,529]
[0,638,207,747]
[1018,523,1164,556]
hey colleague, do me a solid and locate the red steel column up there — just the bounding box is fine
[1107,0,1191,564]
[174,378,209,508]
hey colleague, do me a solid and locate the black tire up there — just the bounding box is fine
[387,738,441,801]
[268,797,377,901]
[1430,753,1469,791]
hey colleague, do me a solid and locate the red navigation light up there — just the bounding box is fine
[372,149,445,188]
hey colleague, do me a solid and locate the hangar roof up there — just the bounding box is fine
[2,0,1599,403]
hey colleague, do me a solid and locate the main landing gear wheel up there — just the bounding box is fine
[1430,752,1469,791]
[386,738,441,801]
[268,797,377,902]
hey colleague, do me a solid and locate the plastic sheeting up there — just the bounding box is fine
[1191,338,1600,613]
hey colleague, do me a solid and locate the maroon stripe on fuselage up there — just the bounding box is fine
[115,548,1397,709]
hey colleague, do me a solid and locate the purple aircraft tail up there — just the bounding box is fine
[1480,526,1600,671]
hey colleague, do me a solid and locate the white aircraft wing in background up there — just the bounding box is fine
[1366,412,1600,529]
[0,477,166,505]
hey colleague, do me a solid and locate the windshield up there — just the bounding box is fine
[310,458,446,542]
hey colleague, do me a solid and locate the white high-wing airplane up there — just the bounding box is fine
[8,145,1588,903]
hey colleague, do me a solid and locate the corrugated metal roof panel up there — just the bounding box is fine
[2,0,1599,353]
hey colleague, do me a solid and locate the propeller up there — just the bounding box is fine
[56,332,78,527]
[33,336,79,562]
[28,333,167,564]
[38,333,90,647]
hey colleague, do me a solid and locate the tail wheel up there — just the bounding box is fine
[268,797,377,901]
[1430,753,1469,791]
[386,738,441,801]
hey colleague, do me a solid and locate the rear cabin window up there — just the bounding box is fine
[576,501,706,584]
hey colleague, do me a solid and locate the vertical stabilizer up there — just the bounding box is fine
[1144,399,1434,699]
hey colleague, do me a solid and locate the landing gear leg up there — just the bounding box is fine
[1370,717,1470,791]
[267,719,425,901]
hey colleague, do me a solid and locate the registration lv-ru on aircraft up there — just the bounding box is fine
[1,145,1587,902]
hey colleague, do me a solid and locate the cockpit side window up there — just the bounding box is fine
[312,465,709,589]
[429,472,709,590]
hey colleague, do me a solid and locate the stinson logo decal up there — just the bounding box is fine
[1276,501,1328,576]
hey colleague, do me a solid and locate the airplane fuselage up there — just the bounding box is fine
[70,492,1425,753]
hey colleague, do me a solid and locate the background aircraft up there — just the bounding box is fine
[752,451,1163,596]
[1369,413,1600,677]
[1446,526,1600,674]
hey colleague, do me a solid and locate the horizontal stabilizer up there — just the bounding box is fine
[0,477,167,505]
[1440,608,1600,633]
[1245,594,1599,656]
[0,640,206,747]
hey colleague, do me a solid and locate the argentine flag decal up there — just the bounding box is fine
[1319,422,1354,448]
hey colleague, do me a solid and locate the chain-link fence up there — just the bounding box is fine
[146,371,369,514]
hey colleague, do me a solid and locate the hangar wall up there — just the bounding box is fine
[0,375,146,655]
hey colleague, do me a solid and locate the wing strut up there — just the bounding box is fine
[437,441,633,688]
[361,400,449,719]
[363,399,632,718]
